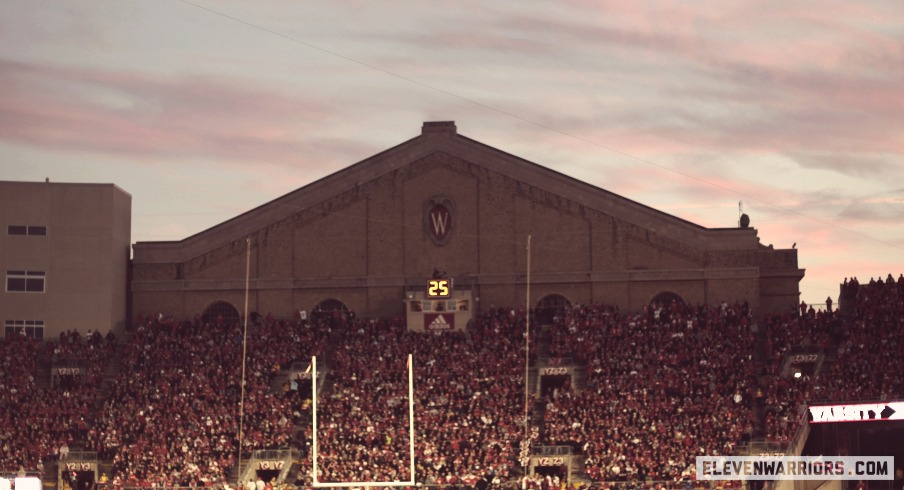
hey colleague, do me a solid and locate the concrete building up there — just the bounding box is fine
[1,181,131,339]
[131,122,803,326]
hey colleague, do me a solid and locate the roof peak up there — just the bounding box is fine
[421,121,457,135]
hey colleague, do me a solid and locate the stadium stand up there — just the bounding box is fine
[818,275,904,402]
[310,308,531,487]
[542,301,756,485]
[759,274,904,445]
[3,273,903,489]
[88,315,331,487]
[1,328,114,472]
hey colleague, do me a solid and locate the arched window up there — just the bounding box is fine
[312,298,351,325]
[202,301,241,325]
[536,294,571,325]
[650,291,684,308]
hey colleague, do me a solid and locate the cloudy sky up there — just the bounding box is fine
[1,1,902,307]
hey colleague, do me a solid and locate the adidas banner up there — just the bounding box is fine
[425,313,454,331]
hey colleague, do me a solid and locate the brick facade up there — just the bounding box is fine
[131,122,803,322]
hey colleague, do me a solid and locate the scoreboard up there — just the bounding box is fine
[426,278,452,298]
[405,277,472,332]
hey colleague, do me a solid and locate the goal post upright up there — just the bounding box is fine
[407,354,415,484]
[310,353,416,488]
[312,355,319,486]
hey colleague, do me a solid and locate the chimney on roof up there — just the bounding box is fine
[422,121,457,135]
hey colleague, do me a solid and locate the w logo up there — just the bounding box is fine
[424,198,454,245]
[430,207,450,238]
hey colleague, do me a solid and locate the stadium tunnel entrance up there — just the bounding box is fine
[255,469,280,486]
[533,462,568,483]
[62,470,94,490]
[540,374,571,399]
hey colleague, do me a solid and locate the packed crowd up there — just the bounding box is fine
[761,373,810,445]
[760,274,904,444]
[4,272,903,487]
[541,275,904,479]
[759,307,826,445]
[542,301,756,484]
[50,329,118,388]
[0,337,46,471]
[0,330,116,472]
[0,329,112,474]
[312,307,533,486]
[86,314,331,487]
[313,317,414,484]
[818,275,904,402]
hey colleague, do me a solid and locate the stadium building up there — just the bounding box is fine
[7,123,903,490]
[1,180,131,339]
[131,121,803,328]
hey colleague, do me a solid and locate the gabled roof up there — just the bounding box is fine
[133,121,759,263]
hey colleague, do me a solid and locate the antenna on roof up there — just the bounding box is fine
[738,201,750,229]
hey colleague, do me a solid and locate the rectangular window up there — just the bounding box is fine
[6,225,47,236]
[7,277,26,291]
[6,271,45,293]
[4,320,45,340]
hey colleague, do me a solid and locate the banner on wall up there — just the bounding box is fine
[424,313,454,331]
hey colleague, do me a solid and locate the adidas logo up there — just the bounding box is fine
[427,314,452,330]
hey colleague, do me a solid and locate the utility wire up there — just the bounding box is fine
[175,0,904,254]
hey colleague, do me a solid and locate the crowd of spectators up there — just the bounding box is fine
[541,274,904,477]
[1,329,112,475]
[4,272,903,488]
[49,329,117,388]
[760,374,809,445]
[817,275,904,403]
[311,307,533,487]
[759,307,826,445]
[313,317,414,484]
[86,314,331,487]
[760,274,904,444]
[0,336,45,471]
[542,301,756,485]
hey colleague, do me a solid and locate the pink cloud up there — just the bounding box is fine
[0,58,343,165]
[432,3,904,163]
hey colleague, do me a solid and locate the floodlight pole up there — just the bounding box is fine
[237,237,251,488]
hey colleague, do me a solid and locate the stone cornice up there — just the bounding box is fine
[131,267,784,292]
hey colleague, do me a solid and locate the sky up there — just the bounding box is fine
[1,1,902,308]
